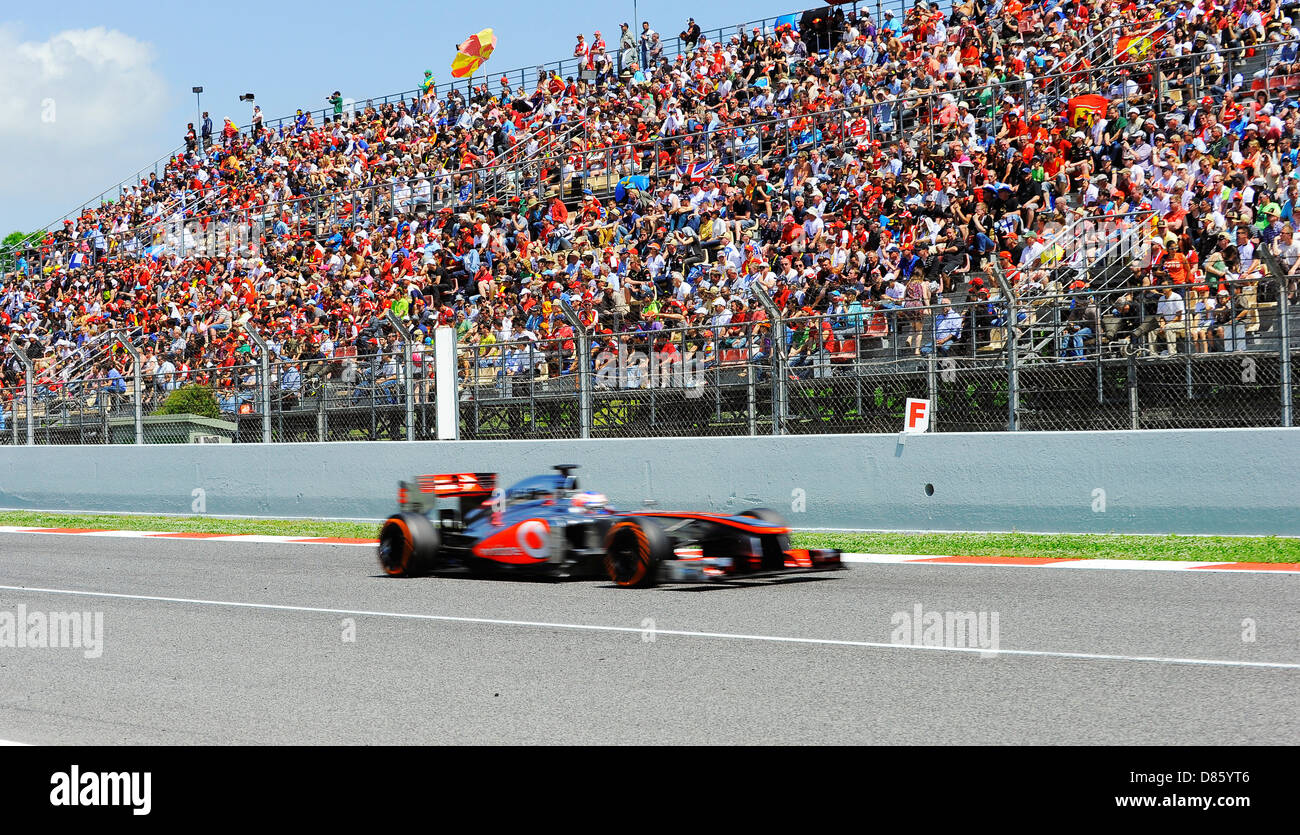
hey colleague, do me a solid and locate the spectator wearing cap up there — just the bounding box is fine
[617,23,636,75]
[680,17,701,52]
[825,291,853,338]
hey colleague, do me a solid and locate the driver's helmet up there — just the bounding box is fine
[570,491,609,511]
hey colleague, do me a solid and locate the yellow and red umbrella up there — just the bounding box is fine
[451,28,497,79]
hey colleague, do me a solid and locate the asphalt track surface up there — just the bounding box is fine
[0,532,1296,745]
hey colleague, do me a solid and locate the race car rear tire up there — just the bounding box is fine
[739,508,791,569]
[378,512,440,577]
[604,518,670,588]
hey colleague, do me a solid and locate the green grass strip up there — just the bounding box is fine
[790,531,1300,564]
[0,511,378,539]
[0,511,1294,563]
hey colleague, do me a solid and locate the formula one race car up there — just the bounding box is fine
[377,466,843,587]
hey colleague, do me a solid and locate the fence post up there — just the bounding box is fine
[1127,348,1140,430]
[318,384,327,442]
[560,300,590,439]
[993,267,1019,430]
[98,380,109,444]
[108,330,143,445]
[1258,247,1293,427]
[243,324,272,443]
[746,324,757,436]
[1183,294,1193,399]
[926,305,938,430]
[9,338,35,445]
[753,287,785,435]
[384,311,415,441]
[1282,279,1294,428]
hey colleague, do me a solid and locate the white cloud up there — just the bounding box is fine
[0,25,170,233]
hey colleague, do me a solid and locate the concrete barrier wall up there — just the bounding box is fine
[0,429,1297,535]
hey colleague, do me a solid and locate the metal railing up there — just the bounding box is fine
[1032,209,1155,292]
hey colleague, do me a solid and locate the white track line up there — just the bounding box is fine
[1037,558,1224,571]
[0,584,1296,671]
[839,553,1236,568]
[838,554,1277,572]
[839,554,1299,574]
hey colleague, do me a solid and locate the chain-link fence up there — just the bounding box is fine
[1011,274,1292,431]
[3,275,1296,444]
[444,278,1295,438]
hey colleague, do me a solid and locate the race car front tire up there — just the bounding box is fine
[604,518,670,588]
[378,512,440,577]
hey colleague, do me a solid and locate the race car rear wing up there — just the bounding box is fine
[398,472,498,514]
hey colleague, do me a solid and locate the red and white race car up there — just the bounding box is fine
[377,465,844,587]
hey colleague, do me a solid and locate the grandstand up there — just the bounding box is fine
[2,0,1298,444]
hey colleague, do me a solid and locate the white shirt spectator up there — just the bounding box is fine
[1157,291,1185,323]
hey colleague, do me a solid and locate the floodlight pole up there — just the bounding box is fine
[8,337,34,445]
[243,324,273,443]
[560,299,591,439]
[180,188,187,258]
[384,310,416,441]
[752,286,785,435]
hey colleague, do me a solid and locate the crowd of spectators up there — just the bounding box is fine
[4,0,1300,418]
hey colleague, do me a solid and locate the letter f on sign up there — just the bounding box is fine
[903,398,931,433]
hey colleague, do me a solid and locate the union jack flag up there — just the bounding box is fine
[675,159,716,182]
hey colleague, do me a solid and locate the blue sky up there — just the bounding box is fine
[0,0,804,238]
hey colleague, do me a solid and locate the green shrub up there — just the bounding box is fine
[153,385,221,419]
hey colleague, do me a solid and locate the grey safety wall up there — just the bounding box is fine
[0,429,1296,535]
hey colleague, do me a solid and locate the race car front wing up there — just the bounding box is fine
[661,548,844,583]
